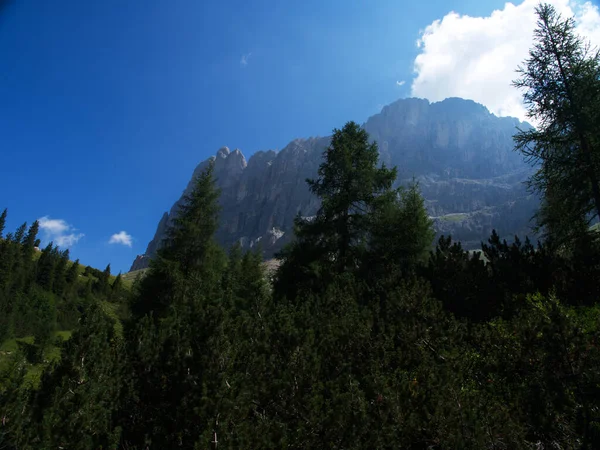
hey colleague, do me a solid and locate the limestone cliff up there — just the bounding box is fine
[130,97,536,272]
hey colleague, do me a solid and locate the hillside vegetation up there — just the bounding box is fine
[0,210,131,393]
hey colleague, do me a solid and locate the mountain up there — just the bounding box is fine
[130,97,537,272]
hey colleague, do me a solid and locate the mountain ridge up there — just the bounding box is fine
[130,97,536,272]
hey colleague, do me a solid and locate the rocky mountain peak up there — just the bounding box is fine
[225,148,247,172]
[217,146,230,159]
[130,97,538,272]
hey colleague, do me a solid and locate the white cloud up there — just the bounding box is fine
[240,52,252,67]
[38,216,83,248]
[396,80,406,86]
[38,217,69,235]
[411,0,600,122]
[109,231,133,247]
[54,233,84,248]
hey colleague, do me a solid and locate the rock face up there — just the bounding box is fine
[130,97,537,272]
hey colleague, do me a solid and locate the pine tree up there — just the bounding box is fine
[513,3,600,245]
[0,236,13,291]
[110,273,125,303]
[163,161,222,278]
[65,259,80,285]
[22,220,39,249]
[96,263,111,295]
[112,272,122,292]
[19,221,40,288]
[36,243,56,291]
[369,179,435,279]
[132,160,223,319]
[13,222,26,244]
[305,121,397,269]
[52,249,69,296]
[124,161,228,447]
[0,208,6,239]
[275,121,397,299]
[31,289,56,353]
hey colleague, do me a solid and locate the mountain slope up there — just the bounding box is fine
[130,97,536,271]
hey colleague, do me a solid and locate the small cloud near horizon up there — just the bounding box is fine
[240,52,252,67]
[396,80,406,86]
[109,231,133,247]
[38,216,84,248]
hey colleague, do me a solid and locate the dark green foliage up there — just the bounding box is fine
[9,303,126,449]
[425,235,492,321]
[21,220,39,250]
[65,258,79,285]
[0,208,6,238]
[426,230,600,322]
[13,222,26,245]
[304,122,397,270]
[123,161,229,447]
[468,295,600,448]
[131,160,223,320]
[110,272,126,302]
[368,179,435,281]
[275,121,402,300]
[513,3,600,246]
[95,263,112,295]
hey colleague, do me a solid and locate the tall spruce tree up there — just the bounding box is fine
[131,159,224,319]
[513,3,600,244]
[275,121,397,299]
[124,160,228,447]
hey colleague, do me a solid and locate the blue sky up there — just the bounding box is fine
[1,0,599,273]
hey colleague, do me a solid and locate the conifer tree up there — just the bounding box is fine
[112,272,122,292]
[103,263,111,279]
[0,236,13,290]
[52,249,69,296]
[110,273,126,303]
[65,259,80,285]
[22,220,39,249]
[368,179,434,280]
[0,208,6,239]
[36,243,56,291]
[13,222,26,244]
[19,221,40,287]
[132,160,223,319]
[124,161,228,447]
[30,289,56,352]
[513,3,600,244]
[275,121,397,299]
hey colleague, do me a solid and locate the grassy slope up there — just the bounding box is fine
[0,331,72,389]
[121,268,148,285]
[0,256,130,389]
[439,213,469,222]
